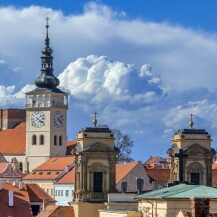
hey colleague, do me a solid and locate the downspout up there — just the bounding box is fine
[147,199,154,217]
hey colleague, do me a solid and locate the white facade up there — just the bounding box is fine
[25,92,68,172]
[54,183,74,205]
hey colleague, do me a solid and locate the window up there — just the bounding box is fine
[54,135,57,146]
[51,189,53,196]
[191,173,200,185]
[65,190,69,196]
[58,190,60,196]
[32,135,37,145]
[59,136,62,146]
[93,172,103,192]
[61,190,63,196]
[40,135,44,145]
[19,162,23,172]
[55,190,57,196]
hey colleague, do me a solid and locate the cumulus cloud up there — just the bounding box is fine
[58,55,163,106]
[1,3,217,159]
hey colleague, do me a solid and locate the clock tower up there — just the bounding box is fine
[25,19,68,172]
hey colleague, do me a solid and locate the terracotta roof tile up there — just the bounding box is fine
[0,162,25,179]
[212,162,217,169]
[66,140,77,155]
[37,205,75,217]
[0,183,54,217]
[34,156,74,171]
[145,168,170,186]
[0,122,26,154]
[56,168,75,184]
[116,161,139,184]
[23,156,74,180]
[27,184,55,202]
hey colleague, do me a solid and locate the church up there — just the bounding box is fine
[0,20,69,173]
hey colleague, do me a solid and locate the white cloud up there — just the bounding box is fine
[58,55,163,105]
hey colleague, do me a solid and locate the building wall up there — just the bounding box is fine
[138,199,217,217]
[54,184,74,205]
[71,202,106,217]
[116,162,152,193]
[0,109,26,130]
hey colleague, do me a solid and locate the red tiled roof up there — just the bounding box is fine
[212,162,217,169]
[0,183,55,217]
[37,205,75,217]
[66,140,77,155]
[27,184,55,202]
[23,156,74,180]
[56,168,75,184]
[116,161,139,184]
[0,122,26,154]
[0,162,25,179]
[0,162,7,172]
[34,156,74,171]
[145,167,170,186]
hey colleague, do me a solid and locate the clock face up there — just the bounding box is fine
[53,111,64,128]
[31,111,45,128]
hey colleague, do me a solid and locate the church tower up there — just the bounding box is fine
[73,113,118,202]
[25,19,68,172]
[168,114,214,186]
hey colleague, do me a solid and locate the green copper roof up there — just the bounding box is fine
[26,87,66,95]
[135,184,217,199]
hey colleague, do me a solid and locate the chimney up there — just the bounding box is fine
[9,190,14,207]
[191,197,210,217]
[19,181,23,190]
[42,199,48,210]
[0,180,2,190]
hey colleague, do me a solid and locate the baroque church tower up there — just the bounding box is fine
[25,19,68,172]
[168,114,214,186]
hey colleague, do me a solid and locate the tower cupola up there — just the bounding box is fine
[35,17,60,89]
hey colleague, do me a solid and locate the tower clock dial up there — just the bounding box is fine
[53,111,64,128]
[31,111,45,128]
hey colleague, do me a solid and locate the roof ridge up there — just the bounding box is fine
[162,184,199,198]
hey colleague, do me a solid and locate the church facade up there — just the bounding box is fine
[168,115,215,186]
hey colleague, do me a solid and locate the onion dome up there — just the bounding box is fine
[35,18,60,88]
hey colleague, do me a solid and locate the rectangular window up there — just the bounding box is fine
[51,189,53,196]
[93,172,103,192]
[66,190,69,196]
[55,190,57,196]
[191,173,200,185]
[61,190,63,196]
[58,190,60,196]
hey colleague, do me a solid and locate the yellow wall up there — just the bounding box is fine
[71,202,106,217]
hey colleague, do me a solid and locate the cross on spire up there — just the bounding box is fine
[93,111,98,127]
[174,149,188,183]
[189,113,194,128]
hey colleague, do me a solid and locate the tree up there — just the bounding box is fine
[112,129,134,163]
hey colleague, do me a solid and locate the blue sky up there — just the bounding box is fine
[1,1,217,161]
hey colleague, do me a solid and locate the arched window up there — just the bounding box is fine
[54,135,57,146]
[59,136,62,146]
[32,135,37,145]
[19,162,23,172]
[40,135,44,145]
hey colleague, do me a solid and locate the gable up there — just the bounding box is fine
[184,143,211,155]
[82,142,114,152]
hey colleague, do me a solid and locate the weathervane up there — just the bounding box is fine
[93,111,98,127]
[189,113,194,129]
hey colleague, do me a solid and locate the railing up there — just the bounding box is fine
[25,103,68,109]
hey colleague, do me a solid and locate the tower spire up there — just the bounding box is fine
[35,17,60,89]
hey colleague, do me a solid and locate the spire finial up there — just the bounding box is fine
[45,17,50,48]
[189,113,194,129]
[93,111,98,127]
